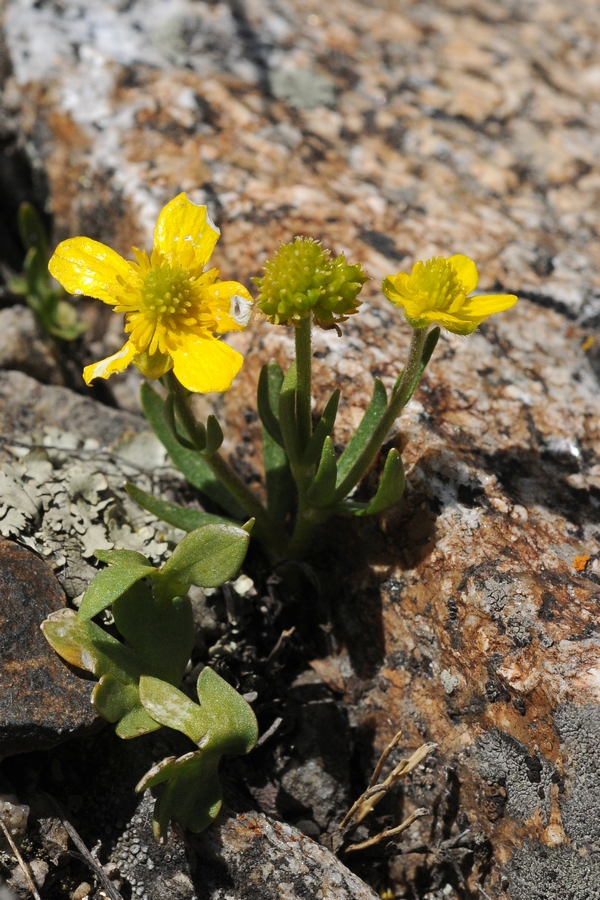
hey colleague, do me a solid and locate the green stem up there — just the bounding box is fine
[294,313,313,453]
[333,327,429,503]
[164,372,283,557]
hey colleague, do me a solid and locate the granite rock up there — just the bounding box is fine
[0,538,98,758]
[0,306,65,386]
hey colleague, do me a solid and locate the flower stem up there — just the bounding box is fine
[294,313,313,453]
[333,327,429,503]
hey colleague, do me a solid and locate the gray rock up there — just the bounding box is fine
[0,306,64,386]
[0,538,99,758]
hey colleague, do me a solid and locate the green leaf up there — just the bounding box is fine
[113,588,194,686]
[336,378,387,484]
[42,609,139,682]
[78,560,157,620]
[94,548,153,567]
[126,482,240,531]
[141,382,244,518]
[139,677,206,744]
[257,361,284,447]
[115,706,163,739]
[342,448,405,516]
[136,748,223,840]
[203,415,224,455]
[394,326,440,400]
[160,523,250,591]
[262,426,295,526]
[278,362,301,465]
[306,436,337,507]
[163,393,199,450]
[303,390,340,467]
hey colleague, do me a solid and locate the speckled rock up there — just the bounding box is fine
[0,538,98,758]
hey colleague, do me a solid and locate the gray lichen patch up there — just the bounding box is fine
[0,426,183,599]
[475,729,556,826]
[506,841,600,900]
[554,704,600,844]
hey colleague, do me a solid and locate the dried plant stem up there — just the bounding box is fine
[0,819,42,900]
[345,808,430,853]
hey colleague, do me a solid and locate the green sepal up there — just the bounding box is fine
[257,361,285,447]
[141,382,245,518]
[341,448,405,516]
[160,523,250,593]
[203,415,224,456]
[306,436,337,507]
[336,378,387,485]
[126,482,240,531]
[303,390,340,467]
[278,362,301,465]
[137,668,258,839]
[394,326,440,400]
[78,557,157,620]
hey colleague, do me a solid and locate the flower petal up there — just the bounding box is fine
[83,342,137,385]
[460,293,518,318]
[171,334,243,394]
[203,282,253,333]
[49,238,135,305]
[153,193,220,272]
[447,254,478,294]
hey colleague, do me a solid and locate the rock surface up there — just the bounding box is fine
[1,0,600,898]
[0,538,98,758]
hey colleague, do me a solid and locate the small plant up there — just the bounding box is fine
[8,203,85,340]
[48,194,517,565]
[42,522,257,840]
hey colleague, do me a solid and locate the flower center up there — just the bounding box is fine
[141,265,193,323]
[410,257,464,310]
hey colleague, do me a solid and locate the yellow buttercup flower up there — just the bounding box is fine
[48,193,253,393]
[382,254,517,335]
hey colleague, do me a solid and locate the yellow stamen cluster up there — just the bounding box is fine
[408,257,464,311]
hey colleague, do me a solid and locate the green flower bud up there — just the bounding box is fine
[254,237,367,331]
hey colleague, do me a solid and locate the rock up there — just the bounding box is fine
[0,370,184,600]
[190,808,379,900]
[0,538,98,758]
[0,307,65,386]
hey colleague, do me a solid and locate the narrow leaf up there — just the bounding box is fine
[262,426,295,525]
[257,361,285,447]
[160,523,250,589]
[126,482,240,531]
[343,448,405,516]
[163,393,198,450]
[336,379,387,484]
[94,548,153,568]
[278,362,301,464]
[306,436,337,507]
[303,390,340,467]
[141,382,244,517]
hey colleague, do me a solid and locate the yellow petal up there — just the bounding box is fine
[447,254,478,294]
[153,193,220,272]
[460,293,518,318]
[171,334,243,394]
[83,342,137,384]
[203,282,253,333]
[49,238,135,305]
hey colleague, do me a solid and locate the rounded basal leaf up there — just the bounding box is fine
[195,666,259,756]
[160,523,250,590]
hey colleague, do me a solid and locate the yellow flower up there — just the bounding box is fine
[48,193,253,393]
[382,254,517,335]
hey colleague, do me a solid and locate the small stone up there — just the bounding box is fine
[0,538,99,757]
[70,883,92,900]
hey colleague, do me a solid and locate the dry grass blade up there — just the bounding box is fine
[345,808,430,853]
[42,795,124,900]
[335,735,437,854]
[0,819,42,900]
